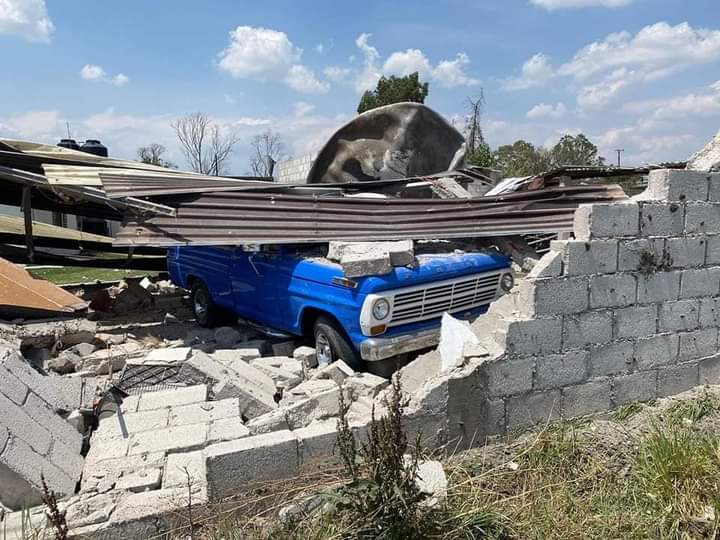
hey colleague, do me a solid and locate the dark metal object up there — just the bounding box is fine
[114,184,626,246]
[116,363,207,395]
[21,186,34,263]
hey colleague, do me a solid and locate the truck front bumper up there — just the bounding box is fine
[360,327,440,362]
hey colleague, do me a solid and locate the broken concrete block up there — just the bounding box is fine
[211,348,262,364]
[114,468,162,493]
[429,177,472,199]
[142,347,190,364]
[312,359,354,385]
[81,452,166,492]
[208,417,250,443]
[69,342,96,357]
[415,460,448,507]
[251,363,303,391]
[687,129,720,172]
[283,378,337,405]
[136,384,208,411]
[127,424,208,456]
[398,349,441,396]
[295,420,339,465]
[185,351,276,419]
[163,450,206,489]
[439,313,479,372]
[214,327,242,348]
[0,319,96,349]
[82,342,145,375]
[293,345,317,369]
[48,351,81,374]
[168,398,240,426]
[329,240,414,268]
[343,372,389,399]
[246,408,291,435]
[340,250,392,278]
[206,430,300,500]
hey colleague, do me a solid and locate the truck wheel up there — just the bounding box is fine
[313,316,364,371]
[191,281,222,328]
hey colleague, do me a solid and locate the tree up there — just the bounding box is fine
[136,143,176,168]
[357,72,429,114]
[171,112,240,175]
[248,130,285,177]
[550,134,604,168]
[463,92,495,168]
[493,140,551,177]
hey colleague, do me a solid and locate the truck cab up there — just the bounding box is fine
[167,244,513,374]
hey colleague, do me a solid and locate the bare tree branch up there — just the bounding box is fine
[137,143,176,168]
[171,112,238,175]
[248,129,285,177]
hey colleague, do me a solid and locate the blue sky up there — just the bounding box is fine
[1,0,719,172]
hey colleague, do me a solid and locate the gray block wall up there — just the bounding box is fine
[411,168,720,448]
[0,346,84,510]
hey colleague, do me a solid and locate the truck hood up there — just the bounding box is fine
[292,250,511,294]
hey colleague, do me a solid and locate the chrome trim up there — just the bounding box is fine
[360,328,441,362]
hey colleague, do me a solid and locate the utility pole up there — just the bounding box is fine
[615,149,624,167]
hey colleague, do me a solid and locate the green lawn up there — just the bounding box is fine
[27,266,157,285]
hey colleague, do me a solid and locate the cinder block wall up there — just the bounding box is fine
[0,347,84,510]
[409,169,720,448]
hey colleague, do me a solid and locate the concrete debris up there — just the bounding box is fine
[414,459,448,507]
[0,346,84,510]
[141,346,191,364]
[281,378,337,405]
[438,313,480,371]
[343,372,389,398]
[687,129,720,172]
[430,177,472,199]
[272,340,297,357]
[48,350,81,374]
[214,326,242,348]
[110,280,154,315]
[0,318,96,349]
[211,347,262,364]
[492,236,538,272]
[312,359,354,385]
[81,342,145,375]
[328,240,415,277]
[293,345,317,369]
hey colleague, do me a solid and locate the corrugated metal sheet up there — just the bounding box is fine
[115,184,626,246]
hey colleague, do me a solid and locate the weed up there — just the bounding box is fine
[666,390,720,424]
[40,474,67,540]
[612,401,645,422]
[638,247,673,276]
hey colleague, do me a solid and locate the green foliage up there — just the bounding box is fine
[666,390,720,424]
[466,140,495,168]
[357,72,429,114]
[549,134,603,168]
[493,140,551,177]
[612,401,646,421]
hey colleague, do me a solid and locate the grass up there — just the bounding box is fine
[186,390,720,540]
[26,266,156,285]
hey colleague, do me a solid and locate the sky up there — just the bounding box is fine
[0,0,719,172]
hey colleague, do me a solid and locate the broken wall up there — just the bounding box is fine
[0,346,84,509]
[408,168,720,448]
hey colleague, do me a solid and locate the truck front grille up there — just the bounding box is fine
[388,271,501,327]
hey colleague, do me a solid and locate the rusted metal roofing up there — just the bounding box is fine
[114,184,626,246]
[0,257,88,319]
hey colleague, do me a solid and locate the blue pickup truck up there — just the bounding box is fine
[167,244,513,375]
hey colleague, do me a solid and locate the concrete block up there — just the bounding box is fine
[562,240,618,276]
[295,421,338,466]
[617,238,664,272]
[699,355,720,384]
[211,348,262,364]
[659,299,700,332]
[528,249,563,279]
[164,450,206,489]
[506,390,561,431]
[699,297,720,327]
[532,277,589,315]
[0,392,52,455]
[666,237,706,268]
[657,363,699,397]
[563,311,613,349]
[137,385,208,411]
[589,274,636,308]
[341,251,392,278]
[246,408,291,435]
[504,318,563,355]
[81,451,165,492]
[0,348,73,411]
[293,346,317,369]
[706,235,720,265]
[634,334,679,370]
[483,356,534,397]
[562,379,611,418]
[0,366,28,405]
[678,328,718,361]
[343,372,389,399]
[143,347,190,364]
[680,267,720,298]
[205,430,300,500]
[97,408,170,440]
[185,352,276,419]
[114,467,162,493]
[251,363,303,391]
[639,202,684,236]
[686,203,720,235]
[589,341,634,377]
[535,350,588,390]
[613,371,656,405]
[573,203,639,240]
[169,398,240,426]
[22,392,82,452]
[637,271,681,303]
[127,423,207,456]
[613,304,657,339]
[85,436,130,464]
[208,416,250,443]
[646,169,709,202]
[312,359,354,385]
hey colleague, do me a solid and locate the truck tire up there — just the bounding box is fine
[190,280,223,328]
[313,316,364,371]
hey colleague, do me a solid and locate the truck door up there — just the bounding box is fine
[230,246,282,328]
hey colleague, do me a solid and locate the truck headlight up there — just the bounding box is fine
[500,273,514,292]
[372,298,390,320]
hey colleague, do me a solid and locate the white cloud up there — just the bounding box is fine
[623,81,720,120]
[355,33,382,92]
[0,0,53,42]
[80,64,105,81]
[80,64,129,87]
[432,53,480,87]
[502,53,554,90]
[526,102,567,119]
[217,26,300,79]
[284,64,329,94]
[324,66,352,83]
[293,102,315,117]
[530,0,632,10]
[576,69,631,109]
[383,49,433,77]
